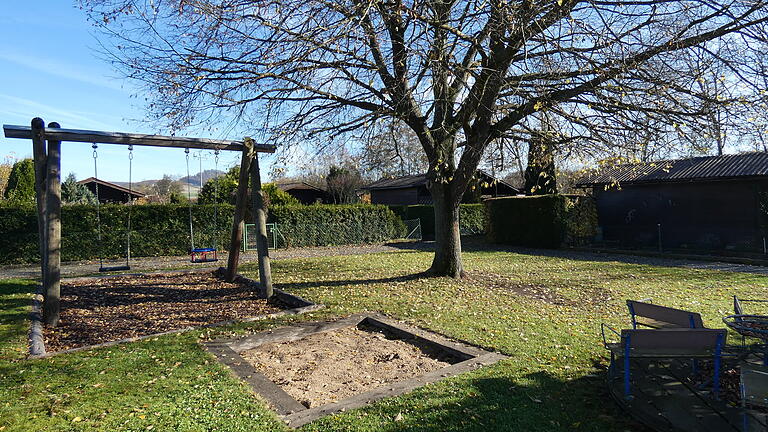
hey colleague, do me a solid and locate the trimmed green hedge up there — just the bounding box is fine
[0,203,405,264]
[0,203,234,264]
[563,194,599,246]
[484,194,597,248]
[388,204,486,239]
[268,204,405,248]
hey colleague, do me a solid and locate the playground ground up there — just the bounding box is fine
[2,241,768,431]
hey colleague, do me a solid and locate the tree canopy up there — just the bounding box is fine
[82,0,768,276]
[198,166,300,206]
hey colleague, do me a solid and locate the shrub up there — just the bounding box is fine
[262,183,300,207]
[484,194,597,248]
[0,204,234,264]
[485,195,566,248]
[563,195,598,246]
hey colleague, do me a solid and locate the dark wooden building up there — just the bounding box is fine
[366,171,520,205]
[78,177,146,204]
[576,152,768,253]
[276,181,329,204]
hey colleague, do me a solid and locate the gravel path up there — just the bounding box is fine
[0,243,406,280]
[3,238,768,280]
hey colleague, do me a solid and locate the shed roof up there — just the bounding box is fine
[78,177,146,197]
[576,152,768,187]
[275,181,325,192]
[366,171,519,192]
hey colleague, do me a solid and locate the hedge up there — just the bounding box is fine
[0,203,234,264]
[0,203,405,264]
[268,204,405,248]
[484,194,597,248]
[388,204,486,239]
[563,194,599,246]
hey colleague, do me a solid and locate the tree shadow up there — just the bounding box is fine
[274,271,433,293]
[305,364,649,432]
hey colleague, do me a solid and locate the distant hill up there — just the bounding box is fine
[179,169,225,187]
[112,169,224,190]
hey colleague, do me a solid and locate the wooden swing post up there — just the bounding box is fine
[44,122,62,326]
[225,140,254,282]
[249,146,273,298]
[224,138,273,298]
[3,121,278,323]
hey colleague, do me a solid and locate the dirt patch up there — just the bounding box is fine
[44,271,285,352]
[241,325,453,408]
[464,271,573,305]
[464,270,612,307]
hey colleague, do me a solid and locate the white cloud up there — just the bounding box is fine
[0,94,120,131]
[0,52,127,92]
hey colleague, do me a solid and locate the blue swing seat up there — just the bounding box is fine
[191,247,218,263]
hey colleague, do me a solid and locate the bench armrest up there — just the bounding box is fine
[601,323,621,348]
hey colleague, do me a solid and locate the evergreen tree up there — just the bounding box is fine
[62,174,99,205]
[3,159,36,204]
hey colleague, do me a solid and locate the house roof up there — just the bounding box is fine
[576,152,768,187]
[275,181,325,192]
[365,174,428,190]
[365,171,520,192]
[78,177,146,197]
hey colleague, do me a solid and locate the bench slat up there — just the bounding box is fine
[628,300,704,328]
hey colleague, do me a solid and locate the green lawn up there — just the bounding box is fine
[2,248,767,431]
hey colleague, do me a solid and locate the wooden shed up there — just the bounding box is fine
[78,177,145,204]
[576,152,768,253]
[275,181,329,204]
[366,171,520,205]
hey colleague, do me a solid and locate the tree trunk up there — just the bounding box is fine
[429,182,463,278]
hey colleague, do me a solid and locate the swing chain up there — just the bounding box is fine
[92,143,104,269]
[126,145,134,266]
[213,148,220,250]
[185,148,195,251]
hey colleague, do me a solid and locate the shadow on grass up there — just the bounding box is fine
[0,281,34,360]
[305,366,649,432]
[388,236,768,276]
[274,272,432,293]
[0,282,34,325]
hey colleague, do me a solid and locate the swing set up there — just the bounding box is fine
[3,118,276,327]
[88,144,221,270]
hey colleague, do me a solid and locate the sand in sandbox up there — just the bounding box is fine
[241,326,452,408]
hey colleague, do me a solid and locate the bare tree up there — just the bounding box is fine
[82,0,768,277]
[360,120,429,178]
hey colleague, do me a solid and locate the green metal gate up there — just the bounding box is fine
[243,223,280,250]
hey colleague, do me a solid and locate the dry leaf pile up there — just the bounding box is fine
[44,272,283,352]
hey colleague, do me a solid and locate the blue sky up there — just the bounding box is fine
[0,2,266,182]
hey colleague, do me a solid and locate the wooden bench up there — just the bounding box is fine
[606,328,727,399]
[627,299,705,329]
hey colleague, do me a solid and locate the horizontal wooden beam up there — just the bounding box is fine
[3,125,276,153]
